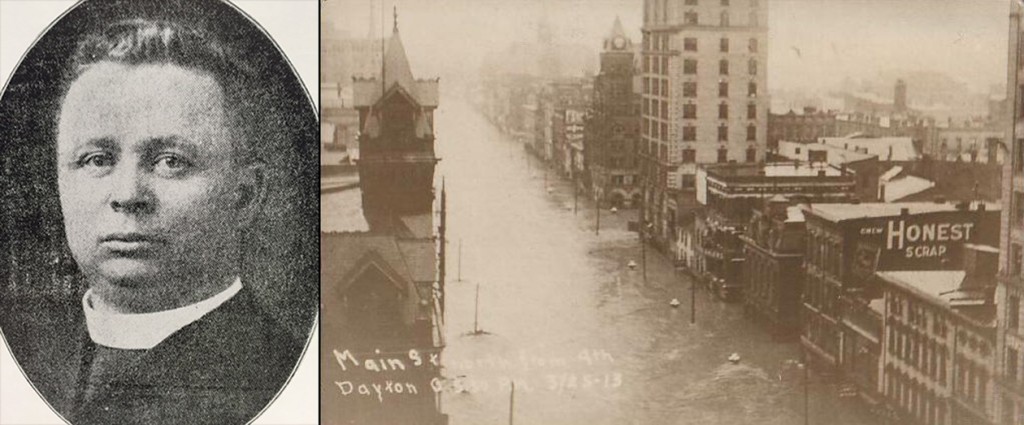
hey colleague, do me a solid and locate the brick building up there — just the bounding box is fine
[639,0,770,251]
[800,202,1000,390]
[767,107,838,150]
[692,162,856,300]
[739,196,806,338]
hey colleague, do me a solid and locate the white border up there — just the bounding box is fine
[0,1,319,424]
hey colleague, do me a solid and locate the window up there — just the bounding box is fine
[1015,194,1024,224]
[683,103,697,119]
[720,11,730,27]
[683,149,696,162]
[748,82,757,97]
[719,59,729,75]
[748,59,757,75]
[746,148,756,162]
[718,103,728,119]
[684,82,697,97]
[684,59,697,74]
[749,38,759,53]
[717,148,728,163]
[660,123,668,141]
[683,125,696,141]
[661,101,668,119]
[684,37,698,51]
[684,11,699,25]
[747,124,756,141]
[747,103,757,119]
[720,38,729,52]
[719,81,728,97]
[660,78,668,96]
[718,125,728,142]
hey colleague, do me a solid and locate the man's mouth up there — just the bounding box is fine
[99,233,167,253]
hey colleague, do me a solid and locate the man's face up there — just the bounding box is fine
[57,62,245,311]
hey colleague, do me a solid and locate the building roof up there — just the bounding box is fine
[776,140,875,165]
[819,136,919,162]
[883,175,935,202]
[877,270,993,323]
[804,201,999,223]
[321,184,369,233]
[705,162,846,178]
[785,206,805,223]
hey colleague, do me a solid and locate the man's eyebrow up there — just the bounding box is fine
[141,136,202,156]
[70,137,119,155]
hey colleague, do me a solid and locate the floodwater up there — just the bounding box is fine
[434,93,880,425]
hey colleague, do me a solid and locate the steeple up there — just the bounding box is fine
[610,16,626,40]
[383,25,416,99]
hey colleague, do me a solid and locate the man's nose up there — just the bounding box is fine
[108,163,155,215]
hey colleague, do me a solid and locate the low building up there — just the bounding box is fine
[774,139,881,202]
[932,124,1003,164]
[877,244,999,425]
[694,162,857,301]
[740,197,806,338]
[767,107,838,150]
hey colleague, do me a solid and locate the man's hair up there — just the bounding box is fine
[65,18,263,164]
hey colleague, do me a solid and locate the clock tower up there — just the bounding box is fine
[585,17,640,208]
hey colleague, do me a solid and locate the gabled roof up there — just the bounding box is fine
[609,16,627,40]
[351,29,439,108]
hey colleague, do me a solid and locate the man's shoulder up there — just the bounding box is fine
[145,288,303,386]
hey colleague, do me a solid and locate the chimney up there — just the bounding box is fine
[977,203,986,212]
[900,207,909,216]
[960,244,998,290]
[956,201,970,211]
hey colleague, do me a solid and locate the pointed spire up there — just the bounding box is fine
[383,29,416,97]
[610,15,626,39]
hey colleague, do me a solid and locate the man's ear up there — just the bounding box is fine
[235,161,267,227]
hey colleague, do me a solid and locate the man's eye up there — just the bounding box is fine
[153,154,192,173]
[79,153,115,168]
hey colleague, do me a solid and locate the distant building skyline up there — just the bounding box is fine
[323,0,1006,95]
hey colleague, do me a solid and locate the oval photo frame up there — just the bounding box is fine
[0,0,318,424]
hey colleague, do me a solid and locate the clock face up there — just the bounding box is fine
[613,37,626,49]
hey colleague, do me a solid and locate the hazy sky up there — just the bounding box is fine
[323,0,1010,94]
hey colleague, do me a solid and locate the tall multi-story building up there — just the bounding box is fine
[586,17,642,207]
[640,0,769,248]
[996,2,1024,423]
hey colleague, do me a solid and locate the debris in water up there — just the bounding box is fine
[669,298,681,308]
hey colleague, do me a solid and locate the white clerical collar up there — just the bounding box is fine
[82,278,243,350]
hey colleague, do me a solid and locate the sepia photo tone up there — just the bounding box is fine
[0,0,318,424]
[322,0,1024,424]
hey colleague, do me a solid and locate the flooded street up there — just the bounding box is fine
[434,94,878,425]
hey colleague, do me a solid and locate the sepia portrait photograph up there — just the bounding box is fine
[0,0,319,424]
[321,0,1022,424]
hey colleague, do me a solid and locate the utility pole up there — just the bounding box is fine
[574,175,579,215]
[438,180,447,320]
[690,272,696,324]
[595,192,601,235]
[473,282,481,334]
[508,380,516,425]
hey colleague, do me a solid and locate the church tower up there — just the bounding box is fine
[351,18,440,231]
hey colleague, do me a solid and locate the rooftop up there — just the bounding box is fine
[705,162,847,179]
[877,270,994,323]
[804,201,999,222]
[819,136,919,162]
[776,140,875,165]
